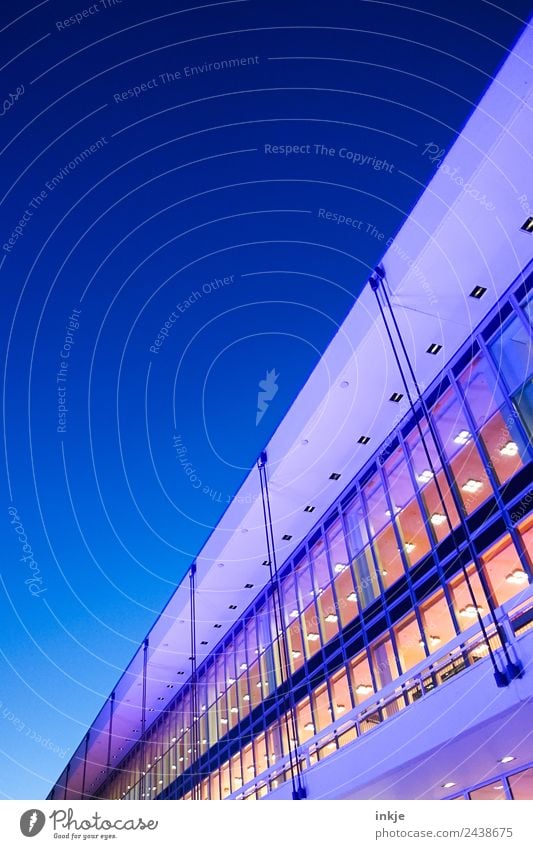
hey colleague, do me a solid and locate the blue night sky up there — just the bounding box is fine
[1,0,531,800]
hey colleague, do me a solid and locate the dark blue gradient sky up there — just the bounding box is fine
[1,0,531,799]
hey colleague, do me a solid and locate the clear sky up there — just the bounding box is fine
[1,0,531,800]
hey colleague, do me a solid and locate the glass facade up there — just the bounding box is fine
[53,278,533,802]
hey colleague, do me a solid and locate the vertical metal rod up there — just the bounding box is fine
[106,692,115,772]
[141,638,149,798]
[257,451,306,800]
[81,731,90,799]
[370,270,518,685]
[189,563,199,799]
[63,762,70,801]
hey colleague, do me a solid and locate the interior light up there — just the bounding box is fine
[405,542,415,553]
[325,613,338,623]
[442,782,456,789]
[498,756,515,764]
[459,604,484,618]
[505,570,528,585]
[240,662,248,670]
[431,512,447,526]
[355,683,373,695]
[336,704,345,712]
[334,562,346,573]
[228,677,236,685]
[307,633,320,641]
[427,343,442,355]
[330,472,341,480]
[229,604,237,610]
[470,285,487,299]
[262,559,270,566]
[454,429,471,445]
[230,707,238,714]
[282,534,293,541]
[243,694,250,701]
[520,216,533,232]
[500,441,519,457]
[389,392,403,403]
[429,635,441,646]
[462,478,482,493]
[347,592,358,602]
[244,583,254,589]
[304,505,315,513]
[214,624,222,629]
[179,757,184,762]
[220,718,228,725]
[304,723,314,731]
[292,650,301,658]
[171,737,177,743]
[159,779,163,784]
[256,681,263,688]
[358,435,371,445]
[289,609,299,618]
[417,469,433,483]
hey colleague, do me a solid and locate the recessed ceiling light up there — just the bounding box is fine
[243,694,250,701]
[404,542,415,553]
[358,435,371,445]
[292,650,301,658]
[498,756,515,764]
[244,583,254,589]
[229,604,237,610]
[454,429,471,445]
[431,512,447,526]
[230,707,238,714]
[157,696,165,701]
[462,478,482,493]
[282,534,292,540]
[334,562,346,573]
[493,784,504,790]
[217,562,224,568]
[505,570,528,584]
[429,635,441,646]
[241,528,248,534]
[417,469,433,483]
[347,592,357,602]
[166,684,174,688]
[304,505,315,513]
[340,380,349,388]
[262,559,270,566]
[355,683,373,695]
[389,392,403,403]
[329,472,341,480]
[520,216,533,233]
[301,438,309,445]
[177,671,184,675]
[442,781,456,789]
[220,718,228,725]
[427,343,442,355]
[214,623,222,628]
[470,285,487,299]
[304,723,314,731]
[500,441,518,457]
[200,640,208,645]
[325,613,338,623]
[289,609,299,618]
[307,632,319,642]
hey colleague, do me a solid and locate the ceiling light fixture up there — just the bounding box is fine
[462,478,482,493]
[500,441,519,457]
[442,782,456,789]
[427,343,442,355]
[505,570,528,585]
[358,435,371,445]
[334,562,346,573]
[347,592,358,602]
[244,583,254,589]
[389,392,403,403]
[454,429,471,445]
[459,604,484,618]
[470,285,487,299]
[292,650,301,658]
[498,756,515,764]
[355,684,373,695]
[325,613,338,623]
[520,216,533,233]
[282,534,293,541]
[431,512,447,526]
[304,505,315,513]
[330,472,341,480]
[307,632,319,642]
[417,469,433,483]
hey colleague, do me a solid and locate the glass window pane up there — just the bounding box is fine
[326,518,349,572]
[420,590,457,652]
[371,636,398,689]
[482,535,529,607]
[312,682,332,732]
[394,614,425,672]
[364,474,389,537]
[469,782,507,800]
[449,566,489,630]
[344,495,369,556]
[384,447,432,564]
[331,667,353,719]
[373,523,405,588]
[488,315,532,394]
[334,564,359,627]
[508,767,533,800]
[353,545,380,607]
[350,651,375,704]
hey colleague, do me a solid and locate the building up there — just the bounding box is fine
[49,22,533,802]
